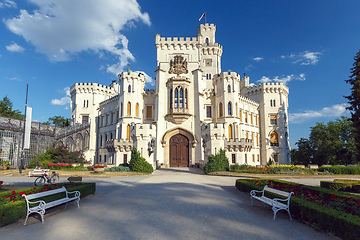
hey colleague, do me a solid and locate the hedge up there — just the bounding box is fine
[0,182,96,227]
[235,179,360,240]
[320,179,360,193]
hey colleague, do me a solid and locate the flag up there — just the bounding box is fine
[199,12,205,21]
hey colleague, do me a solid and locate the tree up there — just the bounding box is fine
[0,96,23,119]
[203,149,229,174]
[129,147,153,173]
[45,115,71,127]
[345,49,360,162]
[290,117,356,166]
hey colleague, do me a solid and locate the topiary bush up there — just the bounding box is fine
[129,147,153,173]
[203,149,229,174]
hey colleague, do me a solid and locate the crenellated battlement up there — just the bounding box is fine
[155,34,198,49]
[118,71,146,82]
[215,71,241,81]
[99,94,120,107]
[70,82,117,95]
[246,82,289,95]
[238,95,260,107]
[144,89,156,96]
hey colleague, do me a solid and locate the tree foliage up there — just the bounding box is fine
[28,146,86,168]
[45,115,70,127]
[203,149,229,174]
[345,49,360,161]
[129,147,153,173]
[0,96,23,119]
[291,117,356,166]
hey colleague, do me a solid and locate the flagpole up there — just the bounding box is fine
[205,11,207,24]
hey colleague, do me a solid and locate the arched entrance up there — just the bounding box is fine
[169,134,189,167]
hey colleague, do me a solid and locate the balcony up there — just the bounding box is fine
[106,139,133,152]
[166,108,191,124]
[225,138,253,152]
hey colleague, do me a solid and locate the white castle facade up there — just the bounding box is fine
[69,23,291,168]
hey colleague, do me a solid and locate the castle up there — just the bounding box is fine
[68,23,291,168]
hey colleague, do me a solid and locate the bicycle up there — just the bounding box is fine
[34,171,60,186]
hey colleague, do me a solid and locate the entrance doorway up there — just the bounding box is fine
[169,134,189,167]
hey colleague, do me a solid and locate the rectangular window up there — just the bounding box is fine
[245,154,247,164]
[239,110,242,122]
[104,155,107,163]
[82,115,89,124]
[255,115,258,125]
[146,105,153,119]
[106,115,108,125]
[252,154,255,163]
[257,154,260,162]
[123,154,127,164]
[99,155,102,163]
[232,154,236,164]
[270,115,277,125]
[111,113,114,123]
[245,112,248,123]
[250,114,253,124]
[274,154,279,163]
[206,106,212,118]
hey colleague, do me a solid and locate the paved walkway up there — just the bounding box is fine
[0,168,339,240]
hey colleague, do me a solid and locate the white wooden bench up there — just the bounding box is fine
[28,168,50,177]
[250,185,294,220]
[22,186,80,225]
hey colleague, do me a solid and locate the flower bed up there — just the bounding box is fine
[321,179,360,193]
[0,182,96,227]
[235,179,360,240]
[230,164,316,174]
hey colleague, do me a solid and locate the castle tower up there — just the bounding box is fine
[197,23,223,89]
[246,82,291,165]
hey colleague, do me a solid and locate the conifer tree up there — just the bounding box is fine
[345,49,360,162]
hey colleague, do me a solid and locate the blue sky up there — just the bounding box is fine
[0,0,359,148]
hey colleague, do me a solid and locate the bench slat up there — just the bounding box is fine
[264,186,290,197]
[25,187,67,200]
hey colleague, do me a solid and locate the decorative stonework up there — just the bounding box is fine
[169,55,188,75]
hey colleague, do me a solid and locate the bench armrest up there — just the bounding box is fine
[25,199,46,209]
[250,189,264,197]
[67,190,81,198]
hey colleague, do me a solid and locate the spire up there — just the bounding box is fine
[127,63,131,75]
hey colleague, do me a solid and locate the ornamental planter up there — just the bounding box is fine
[93,167,105,173]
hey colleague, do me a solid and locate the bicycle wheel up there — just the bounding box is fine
[50,174,59,184]
[34,176,46,186]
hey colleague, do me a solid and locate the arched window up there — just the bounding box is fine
[270,131,279,146]
[180,88,184,108]
[128,85,131,93]
[126,125,130,140]
[228,85,231,93]
[205,38,209,45]
[219,102,223,117]
[185,89,188,108]
[175,88,178,108]
[87,100,89,108]
[228,102,232,115]
[83,100,86,107]
[127,102,131,115]
[135,103,139,117]
[170,88,173,109]
[235,103,238,117]
[228,124,232,139]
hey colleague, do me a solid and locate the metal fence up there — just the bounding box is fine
[0,116,57,168]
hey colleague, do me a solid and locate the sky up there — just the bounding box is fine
[0,0,359,148]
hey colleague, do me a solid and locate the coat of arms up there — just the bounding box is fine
[169,55,188,75]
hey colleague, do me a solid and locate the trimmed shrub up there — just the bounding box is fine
[129,147,153,173]
[321,179,360,193]
[204,149,229,174]
[106,166,130,172]
[318,166,360,174]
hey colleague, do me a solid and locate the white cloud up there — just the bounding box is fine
[6,42,24,52]
[253,57,263,61]
[0,0,16,8]
[135,71,155,86]
[244,64,253,72]
[5,0,150,74]
[289,103,348,124]
[51,87,70,105]
[257,74,305,84]
[283,51,322,65]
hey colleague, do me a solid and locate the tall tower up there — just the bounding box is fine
[197,23,223,89]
